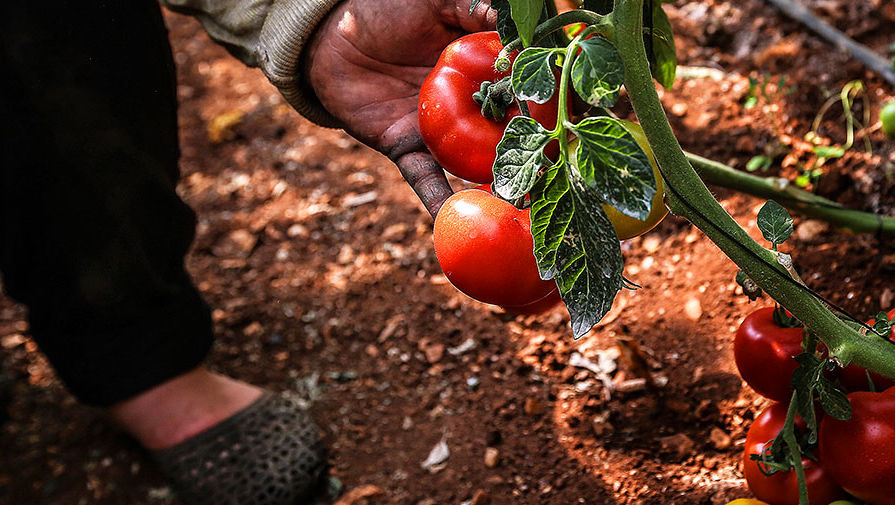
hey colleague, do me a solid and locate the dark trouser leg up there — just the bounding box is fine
[0,1,213,406]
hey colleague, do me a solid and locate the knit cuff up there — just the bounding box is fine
[258,0,344,128]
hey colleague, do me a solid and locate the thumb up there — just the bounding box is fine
[452,0,498,33]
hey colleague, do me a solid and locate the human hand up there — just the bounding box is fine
[304,0,496,218]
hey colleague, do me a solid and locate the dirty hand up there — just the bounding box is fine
[304,0,496,218]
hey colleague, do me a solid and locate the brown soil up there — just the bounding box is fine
[2,1,894,504]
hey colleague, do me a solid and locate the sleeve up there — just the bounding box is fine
[161,0,344,128]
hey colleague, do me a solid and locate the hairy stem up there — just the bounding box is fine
[612,0,895,378]
[686,152,895,236]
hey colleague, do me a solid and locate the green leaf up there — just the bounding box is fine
[571,37,625,108]
[582,0,613,14]
[508,0,543,47]
[791,352,821,392]
[512,47,562,104]
[872,311,893,338]
[530,164,573,279]
[493,117,554,200]
[569,117,656,220]
[816,379,852,421]
[757,200,794,247]
[493,0,519,45]
[529,165,624,338]
[647,4,676,89]
[795,389,819,444]
[813,146,845,159]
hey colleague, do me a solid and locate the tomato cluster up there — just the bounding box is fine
[418,31,561,184]
[735,307,895,504]
[420,32,668,312]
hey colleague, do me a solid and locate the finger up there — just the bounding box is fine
[391,146,454,219]
[451,0,498,33]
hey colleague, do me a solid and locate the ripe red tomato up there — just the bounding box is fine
[819,388,895,505]
[837,308,895,392]
[743,403,845,505]
[433,187,559,311]
[734,307,804,402]
[418,31,561,184]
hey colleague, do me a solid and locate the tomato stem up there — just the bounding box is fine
[782,393,810,505]
[496,10,613,70]
[685,152,895,236]
[612,0,895,379]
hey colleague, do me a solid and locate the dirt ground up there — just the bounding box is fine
[2,1,894,504]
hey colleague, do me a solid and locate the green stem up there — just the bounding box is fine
[686,152,895,236]
[612,0,895,379]
[497,10,612,69]
[554,27,596,162]
[782,393,810,505]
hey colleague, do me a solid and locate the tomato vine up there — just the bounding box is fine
[465,1,895,503]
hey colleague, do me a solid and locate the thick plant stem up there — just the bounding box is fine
[612,0,895,379]
[686,152,895,237]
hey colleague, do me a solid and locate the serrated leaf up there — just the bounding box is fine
[530,165,624,338]
[512,47,561,103]
[508,0,543,47]
[493,117,553,200]
[571,37,625,108]
[569,117,656,220]
[816,379,852,420]
[872,311,893,338]
[530,164,573,279]
[791,352,821,392]
[493,0,519,45]
[647,4,676,89]
[757,200,793,246]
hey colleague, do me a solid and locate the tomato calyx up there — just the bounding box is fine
[750,428,817,477]
[471,76,515,121]
[772,305,802,329]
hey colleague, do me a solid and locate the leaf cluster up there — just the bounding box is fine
[486,0,677,337]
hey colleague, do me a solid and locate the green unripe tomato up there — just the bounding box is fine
[568,120,668,240]
[882,101,895,139]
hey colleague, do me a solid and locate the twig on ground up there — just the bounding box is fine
[763,0,895,88]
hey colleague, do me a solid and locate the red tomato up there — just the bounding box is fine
[837,308,895,392]
[418,31,561,184]
[819,388,895,505]
[734,307,804,402]
[433,187,558,310]
[743,403,846,505]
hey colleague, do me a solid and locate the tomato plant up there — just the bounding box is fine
[569,120,668,240]
[743,403,846,505]
[881,100,895,139]
[433,187,558,311]
[418,31,561,184]
[734,307,804,402]
[837,308,895,392]
[819,387,895,505]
